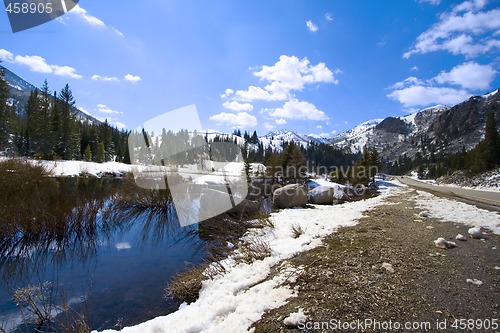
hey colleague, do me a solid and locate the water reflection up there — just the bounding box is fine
[0,175,205,331]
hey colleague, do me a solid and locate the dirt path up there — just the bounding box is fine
[253,188,500,332]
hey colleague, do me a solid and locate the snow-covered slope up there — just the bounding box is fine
[259,129,329,151]
[330,119,383,152]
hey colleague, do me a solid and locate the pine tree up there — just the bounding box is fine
[83,144,92,162]
[0,65,11,151]
[58,84,80,160]
[483,112,500,169]
[97,142,105,163]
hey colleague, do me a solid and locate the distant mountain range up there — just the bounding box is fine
[3,65,498,163]
[258,89,499,162]
[1,65,99,124]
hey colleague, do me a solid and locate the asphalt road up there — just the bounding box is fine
[394,176,500,210]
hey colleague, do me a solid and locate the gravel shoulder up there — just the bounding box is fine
[252,188,500,332]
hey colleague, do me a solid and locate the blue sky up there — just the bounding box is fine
[1,0,499,137]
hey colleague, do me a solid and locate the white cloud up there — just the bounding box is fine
[71,5,105,27]
[13,54,82,79]
[268,99,328,121]
[306,20,318,32]
[325,13,333,21]
[222,101,254,112]
[434,61,496,90]
[68,5,123,36]
[96,104,123,114]
[14,55,52,73]
[210,112,257,128]
[255,55,337,94]
[411,66,419,71]
[316,125,323,129]
[387,85,471,107]
[0,49,14,62]
[389,76,424,90]
[92,74,119,82]
[221,88,234,99]
[52,66,82,79]
[404,1,500,58]
[275,118,287,125]
[124,74,142,83]
[235,85,286,102]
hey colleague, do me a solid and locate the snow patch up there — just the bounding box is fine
[416,191,500,235]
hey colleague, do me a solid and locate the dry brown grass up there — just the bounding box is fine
[237,239,272,264]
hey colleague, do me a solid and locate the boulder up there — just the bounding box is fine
[273,184,308,209]
[228,199,261,216]
[332,185,350,204]
[308,186,335,204]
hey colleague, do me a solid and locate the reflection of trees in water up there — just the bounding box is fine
[0,170,200,284]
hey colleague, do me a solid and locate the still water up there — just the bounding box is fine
[0,177,205,332]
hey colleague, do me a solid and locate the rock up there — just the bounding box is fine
[468,227,483,239]
[308,186,335,204]
[456,234,467,241]
[434,237,456,249]
[283,308,307,327]
[419,211,431,218]
[382,262,395,273]
[273,184,308,209]
[228,198,261,216]
[466,278,483,286]
[199,188,244,221]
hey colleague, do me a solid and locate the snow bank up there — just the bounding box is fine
[96,187,393,333]
[416,191,500,235]
[41,160,135,177]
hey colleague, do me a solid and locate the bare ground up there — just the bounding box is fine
[252,188,500,333]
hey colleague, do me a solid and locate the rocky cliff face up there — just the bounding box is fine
[332,90,500,162]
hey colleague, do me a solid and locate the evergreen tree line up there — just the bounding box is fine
[0,69,130,163]
[387,112,500,178]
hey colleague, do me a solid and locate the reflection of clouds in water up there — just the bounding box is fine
[115,242,131,250]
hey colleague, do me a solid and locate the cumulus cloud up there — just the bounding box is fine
[220,88,234,99]
[6,52,82,79]
[96,104,123,114]
[210,112,257,128]
[388,60,496,108]
[387,84,470,107]
[325,13,333,21]
[222,101,254,112]
[0,49,14,62]
[268,99,328,121]
[219,55,338,127]
[433,61,496,90]
[52,66,82,79]
[92,74,119,82]
[306,20,318,32]
[124,74,141,83]
[229,55,338,104]
[404,0,500,58]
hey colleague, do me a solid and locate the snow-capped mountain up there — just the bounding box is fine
[332,89,499,161]
[1,65,99,124]
[330,118,383,153]
[260,129,330,150]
